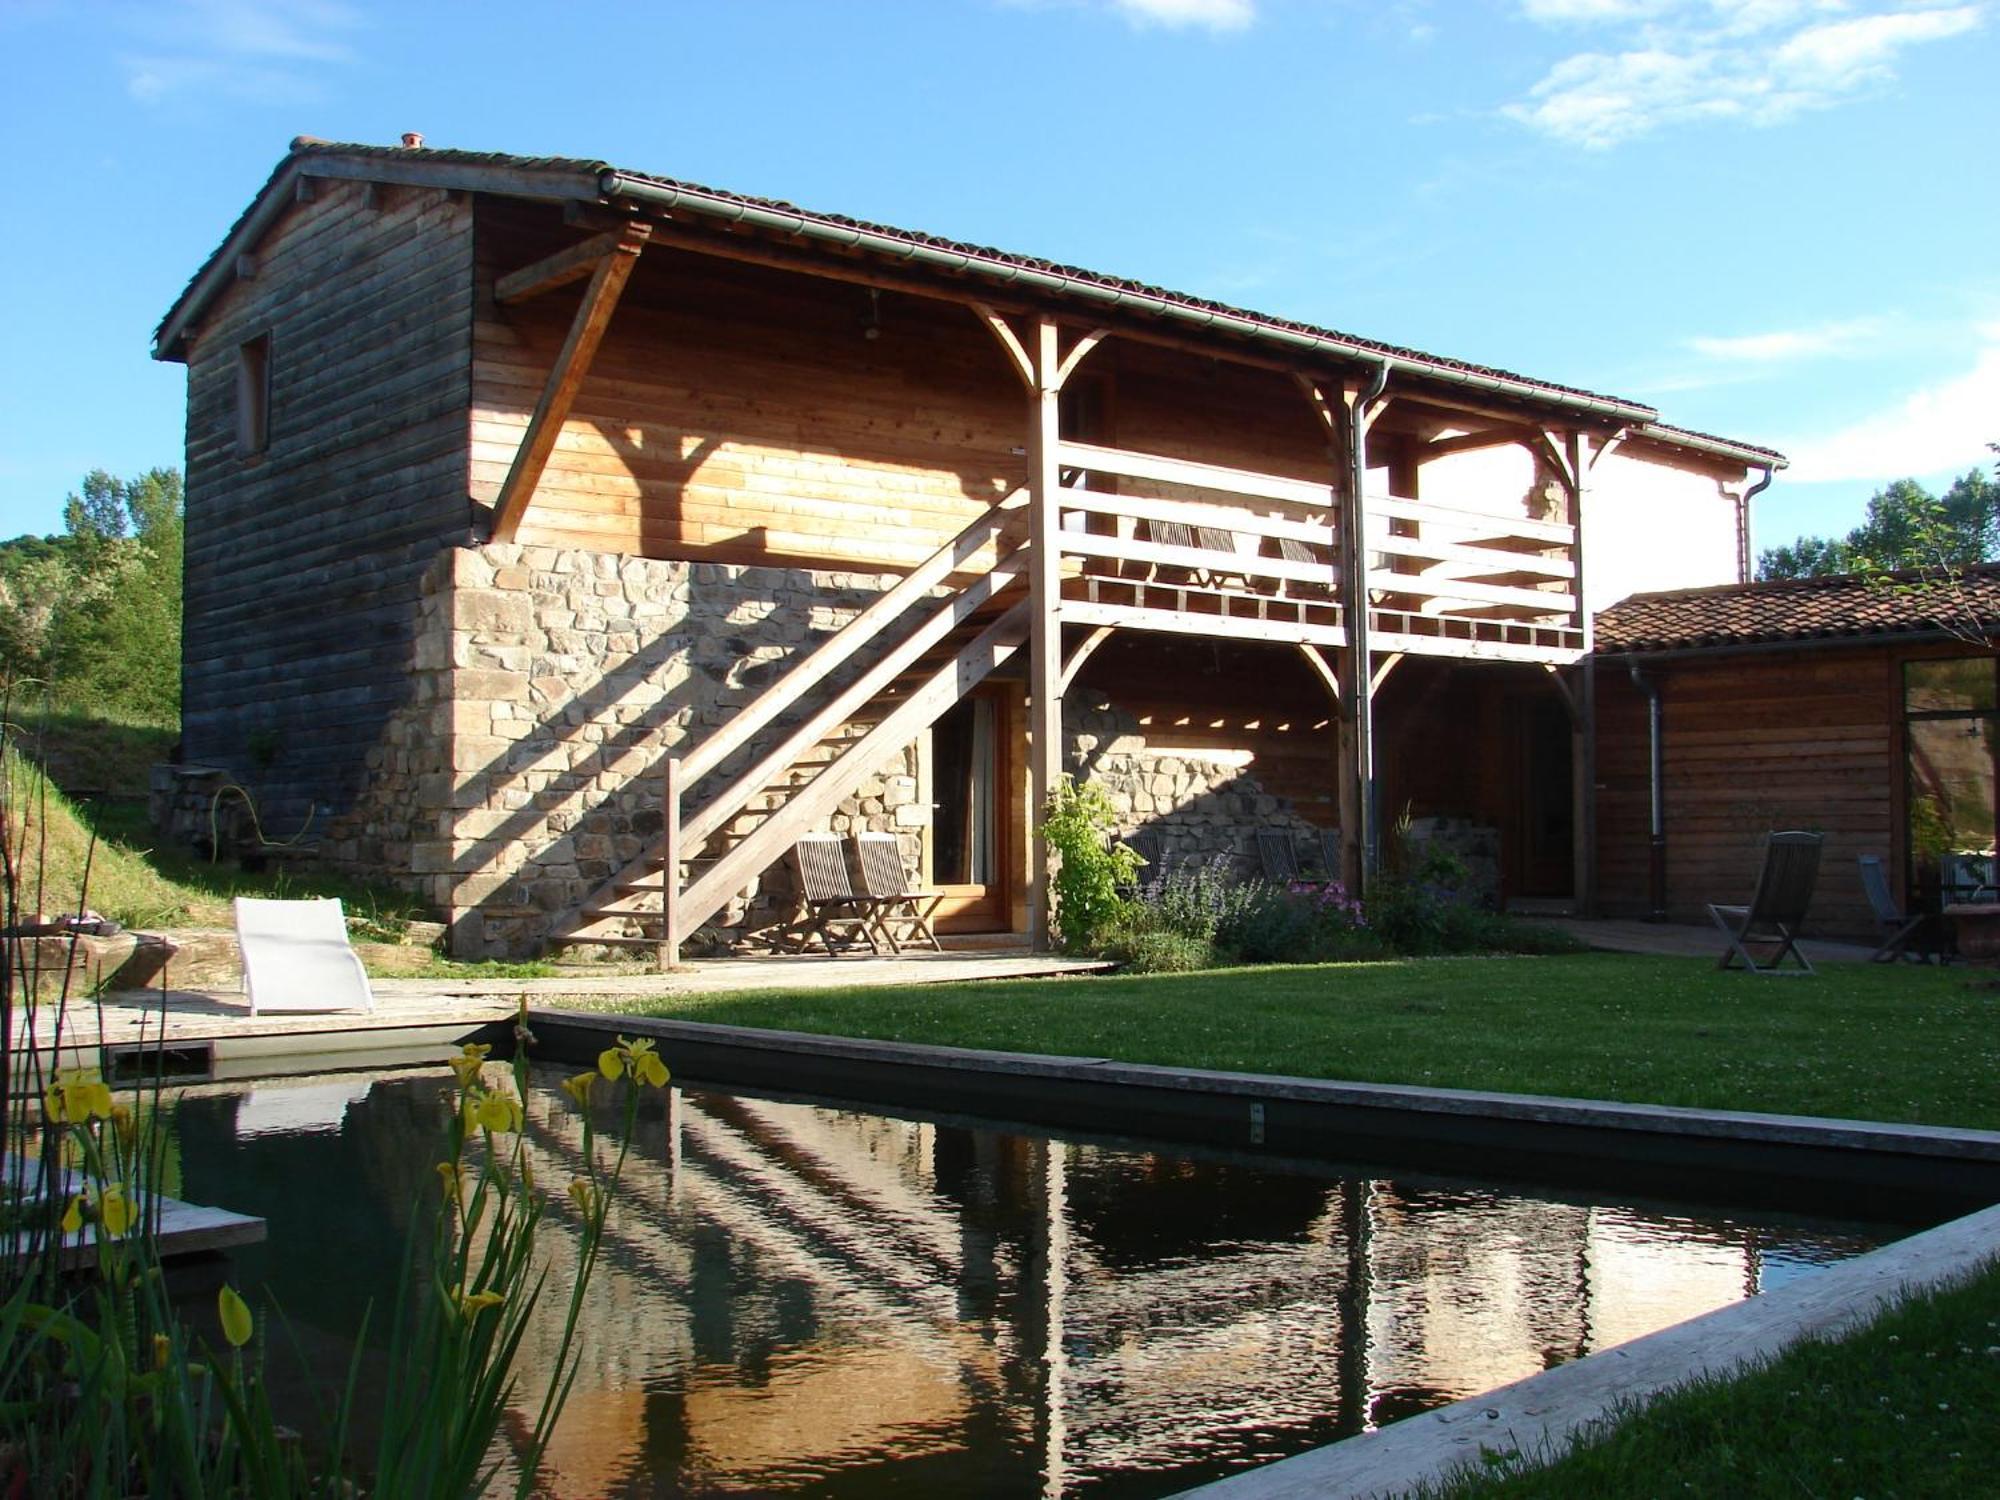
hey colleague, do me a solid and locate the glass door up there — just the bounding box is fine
[930,689,1015,932]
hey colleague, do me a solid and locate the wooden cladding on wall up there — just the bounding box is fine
[472,207,1026,570]
[1595,646,1894,937]
[181,179,474,823]
[467,203,1351,573]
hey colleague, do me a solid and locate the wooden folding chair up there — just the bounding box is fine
[786,834,881,955]
[1858,854,1936,963]
[1710,831,1823,975]
[853,832,942,954]
[1256,829,1304,883]
[1312,827,1344,883]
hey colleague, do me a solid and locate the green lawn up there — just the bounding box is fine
[602,953,2000,1129]
[1420,1257,2000,1499]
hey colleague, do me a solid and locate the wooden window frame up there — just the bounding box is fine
[236,333,272,458]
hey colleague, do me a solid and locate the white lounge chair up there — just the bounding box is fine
[234,897,376,1015]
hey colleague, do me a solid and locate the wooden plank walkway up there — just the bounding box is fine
[8,1163,266,1268]
[16,948,1109,1058]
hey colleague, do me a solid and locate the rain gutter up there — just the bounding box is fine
[598,170,1659,424]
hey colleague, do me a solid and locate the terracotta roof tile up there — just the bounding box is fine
[1595,565,2000,653]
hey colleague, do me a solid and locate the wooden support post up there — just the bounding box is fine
[490,226,650,544]
[978,308,1106,949]
[1297,644,1359,892]
[659,756,681,971]
[1028,320,1065,950]
[1300,369,1389,894]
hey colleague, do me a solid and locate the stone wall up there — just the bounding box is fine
[1067,701,1327,883]
[322,543,924,958]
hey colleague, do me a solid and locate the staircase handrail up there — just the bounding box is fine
[673,598,1032,937]
[679,548,1029,851]
[679,490,1027,787]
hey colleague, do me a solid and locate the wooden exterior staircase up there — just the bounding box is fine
[546,495,1031,961]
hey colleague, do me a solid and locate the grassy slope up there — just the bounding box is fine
[607,954,2000,1129]
[4,751,428,933]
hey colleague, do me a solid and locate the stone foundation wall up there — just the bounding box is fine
[320,543,925,958]
[1067,702,1327,883]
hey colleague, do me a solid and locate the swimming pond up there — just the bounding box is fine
[170,1063,1922,1497]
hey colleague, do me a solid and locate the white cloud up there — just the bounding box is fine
[118,0,360,105]
[1686,317,1888,362]
[1110,0,1256,29]
[1506,2,1983,147]
[1522,0,1670,20]
[1779,324,2000,483]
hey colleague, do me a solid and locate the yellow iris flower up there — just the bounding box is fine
[218,1284,254,1348]
[60,1194,83,1236]
[458,1290,506,1319]
[448,1042,493,1089]
[43,1068,115,1124]
[560,1071,596,1108]
[599,1035,670,1088]
[98,1185,137,1238]
[474,1089,523,1134]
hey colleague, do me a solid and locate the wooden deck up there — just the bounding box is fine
[16,948,1110,1061]
[9,1163,266,1268]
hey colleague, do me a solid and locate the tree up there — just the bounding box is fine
[1758,470,1998,581]
[0,467,183,719]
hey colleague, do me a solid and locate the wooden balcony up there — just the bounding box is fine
[1050,440,1584,665]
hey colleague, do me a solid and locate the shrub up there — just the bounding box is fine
[1215,877,1383,964]
[1099,927,1218,973]
[1043,776,1141,954]
[1136,852,1238,943]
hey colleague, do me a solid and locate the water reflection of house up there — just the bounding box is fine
[497,1086,1857,1495]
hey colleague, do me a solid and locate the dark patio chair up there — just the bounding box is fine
[1310,827,1344,883]
[1274,535,1336,601]
[854,832,942,954]
[786,833,881,956]
[1119,828,1162,897]
[1145,517,1247,589]
[1256,829,1304,883]
[1858,854,1936,963]
[1709,831,1823,975]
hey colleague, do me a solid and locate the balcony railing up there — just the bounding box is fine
[1050,439,1584,663]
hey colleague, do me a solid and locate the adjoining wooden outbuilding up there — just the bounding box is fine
[152,136,1784,958]
[1594,567,2000,940]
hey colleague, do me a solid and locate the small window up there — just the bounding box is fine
[236,334,271,457]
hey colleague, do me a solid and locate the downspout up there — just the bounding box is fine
[1627,659,1667,920]
[1736,464,1776,582]
[1348,362,1391,887]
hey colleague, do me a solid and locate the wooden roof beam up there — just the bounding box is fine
[1418,425,1538,461]
[495,227,648,305]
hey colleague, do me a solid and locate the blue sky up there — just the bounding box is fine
[0,0,1992,558]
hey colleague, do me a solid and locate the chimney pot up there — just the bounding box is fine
[401,131,424,148]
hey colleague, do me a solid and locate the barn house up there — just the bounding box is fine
[154,136,1785,958]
